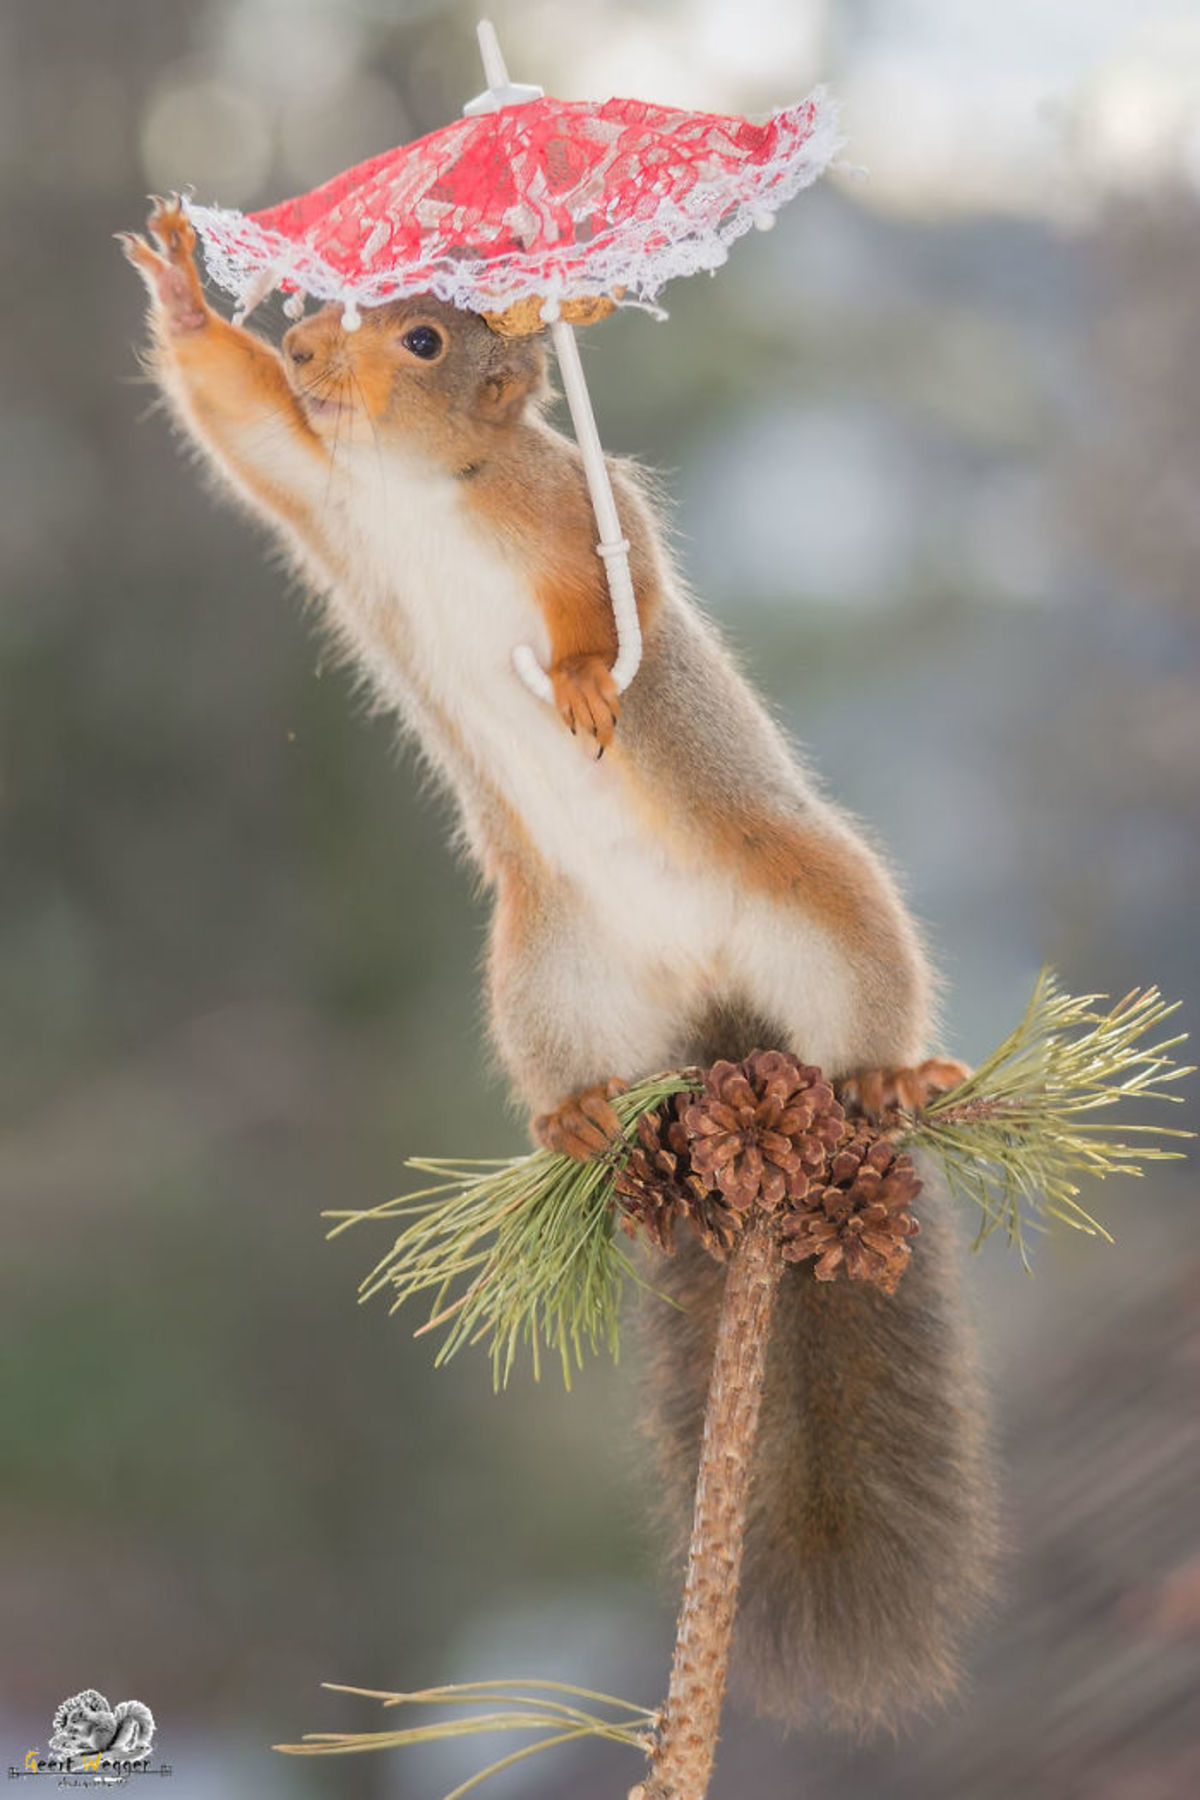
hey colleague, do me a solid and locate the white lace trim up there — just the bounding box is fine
[186,90,843,319]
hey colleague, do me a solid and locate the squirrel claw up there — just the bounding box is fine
[533,1078,629,1163]
[121,198,206,334]
[550,653,619,754]
[147,194,198,263]
[840,1056,971,1121]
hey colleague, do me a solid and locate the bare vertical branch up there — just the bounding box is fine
[633,1211,784,1800]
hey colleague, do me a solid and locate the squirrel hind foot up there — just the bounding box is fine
[840,1056,971,1120]
[532,1079,629,1162]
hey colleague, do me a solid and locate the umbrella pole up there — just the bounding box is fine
[509,308,644,703]
[547,318,643,693]
[466,21,643,700]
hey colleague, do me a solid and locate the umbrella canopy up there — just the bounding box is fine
[190,89,841,324]
[186,22,842,703]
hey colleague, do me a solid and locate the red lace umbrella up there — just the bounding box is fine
[187,22,841,700]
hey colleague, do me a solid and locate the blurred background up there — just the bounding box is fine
[2,1,1199,1795]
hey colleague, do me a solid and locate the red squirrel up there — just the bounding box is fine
[123,198,995,1733]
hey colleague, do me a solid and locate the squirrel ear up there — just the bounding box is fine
[476,343,544,423]
[476,367,529,423]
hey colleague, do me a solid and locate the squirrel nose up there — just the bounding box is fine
[283,323,317,366]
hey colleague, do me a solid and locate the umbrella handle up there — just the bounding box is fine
[512,317,644,701]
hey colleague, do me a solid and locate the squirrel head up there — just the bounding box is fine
[282,295,547,467]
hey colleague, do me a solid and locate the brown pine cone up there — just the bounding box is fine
[613,1101,744,1259]
[780,1125,922,1294]
[681,1050,845,1213]
[613,1103,692,1254]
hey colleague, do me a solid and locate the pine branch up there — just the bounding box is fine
[275,1678,655,1797]
[907,972,1193,1265]
[322,1072,691,1388]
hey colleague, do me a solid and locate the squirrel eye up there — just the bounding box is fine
[402,324,443,360]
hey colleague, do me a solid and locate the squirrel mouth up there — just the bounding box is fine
[301,392,348,418]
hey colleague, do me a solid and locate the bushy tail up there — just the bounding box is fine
[639,1182,997,1735]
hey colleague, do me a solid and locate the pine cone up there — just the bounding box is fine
[613,1103,691,1254]
[613,1100,744,1259]
[780,1125,922,1294]
[681,1050,845,1213]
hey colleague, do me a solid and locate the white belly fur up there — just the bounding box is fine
[317,447,858,1069]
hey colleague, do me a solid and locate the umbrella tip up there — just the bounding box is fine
[476,19,507,88]
[463,17,543,115]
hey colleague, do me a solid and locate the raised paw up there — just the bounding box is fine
[118,196,206,334]
[147,194,197,264]
[839,1055,971,1121]
[533,1078,629,1162]
[550,653,619,757]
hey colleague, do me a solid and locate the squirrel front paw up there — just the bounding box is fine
[118,196,207,334]
[840,1056,970,1120]
[533,1078,629,1162]
[550,654,619,757]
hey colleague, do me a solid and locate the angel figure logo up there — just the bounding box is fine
[8,1687,168,1788]
[49,1691,155,1763]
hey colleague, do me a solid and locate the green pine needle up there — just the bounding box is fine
[910,970,1193,1265]
[275,1678,655,1797]
[323,1073,691,1388]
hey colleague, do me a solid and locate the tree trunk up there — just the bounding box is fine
[633,1210,783,1800]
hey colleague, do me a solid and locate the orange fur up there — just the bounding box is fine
[610,762,896,950]
[123,202,336,560]
[168,325,334,549]
[708,809,896,949]
[533,1080,627,1158]
[278,294,546,467]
